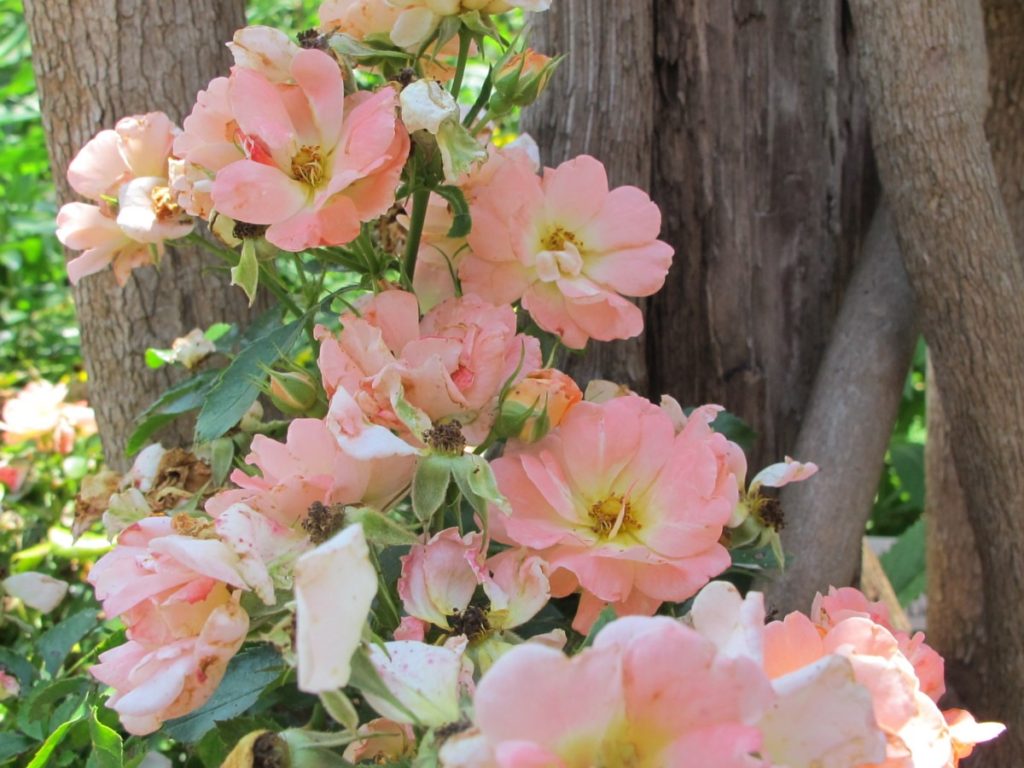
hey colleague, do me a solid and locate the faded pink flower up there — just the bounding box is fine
[489,396,738,632]
[2,571,68,613]
[91,592,248,735]
[295,524,377,693]
[384,1,551,49]
[0,380,96,454]
[461,154,673,348]
[172,77,237,218]
[398,528,549,636]
[208,48,409,251]
[364,637,473,726]
[440,613,771,768]
[58,112,193,285]
[320,0,402,38]
[205,401,417,527]
[317,290,541,444]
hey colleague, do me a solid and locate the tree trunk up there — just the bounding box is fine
[926,0,1024,714]
[526,0,877,475]
[760,208,916,614]
[850,0,1024,760]
[24,0,261,470]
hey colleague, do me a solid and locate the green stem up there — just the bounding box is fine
[470,108,494,137]
[403,187,431,289]
[450,29,472,98]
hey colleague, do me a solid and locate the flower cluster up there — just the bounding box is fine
[0,379,96,455]
[65,1,1004,764]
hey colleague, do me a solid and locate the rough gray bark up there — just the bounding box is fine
[24,0,261,470]
[526,0,876,472]
[927,0,1024,713]
[759,209,917,614]
[851,0,1024,759]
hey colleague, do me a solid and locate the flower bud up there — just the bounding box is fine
[0,669,19,702]
[497,369,582,443]
[268,370,324,417]
[492,50,559,111]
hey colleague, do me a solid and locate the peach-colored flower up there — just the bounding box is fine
[317,290,541,444]
[490,396,739,633]
[294,524,377,693]
[497,368,582,442]
[90,591,248,735]
[343,718,416,763]
[765,590,1004,767]
[58,112,193,285]
[461,154,673,348]
[440,614,771,768]
[0,380,96,454]
[412,137,539,312]
[172,77,237,218]
[320,0,402,38]
[208,48,409,251]
[205,404,417,527]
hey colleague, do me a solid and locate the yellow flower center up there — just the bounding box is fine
[542,225,583,252]
[291,145,326,188]
[589,495,641,540]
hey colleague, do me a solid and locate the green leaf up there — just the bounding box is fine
[346,507,419,547]
[126,370,218,456]
[729,544,781,572]
[232,239,260,306]
[710,411,757,454]
[434,185,472,238]
[24,678,90,734]
[0,733,37,762]
[880,519,927,607]
[87,707,123,768]
[0,648,34,690]
[163,644,284,743]
[208,437,236,487]
[578,606,617,650]
[889,441,925,511]
[37,608,98,675]
[330,34,412,62]
[143,347,175,369]
[194,320,302,444]
[320,690,359,732]
[25,715,85,768]
[451,454,509,531]
[412,456,453,525]
[205,322,233,343]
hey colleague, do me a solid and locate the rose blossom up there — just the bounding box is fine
[489,396,739,632]
[206,46,409,251]
[460,154,673,348]
[440,613,771,767]
[385,1,552,49]
[0,380,96,454]
[205,392,417,527]
[765,587,1005,766]
[317,289,541,444]
[88,517,252,734]
[58,112,193,284]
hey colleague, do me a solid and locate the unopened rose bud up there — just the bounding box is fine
[492,49,559,111]
[0,669,19,702]
[497,369,582,442]
[268,370,325,417]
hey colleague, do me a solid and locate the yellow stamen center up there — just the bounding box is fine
[291,145,325,188]
[589,495,640,539]
[542,226,583,252]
